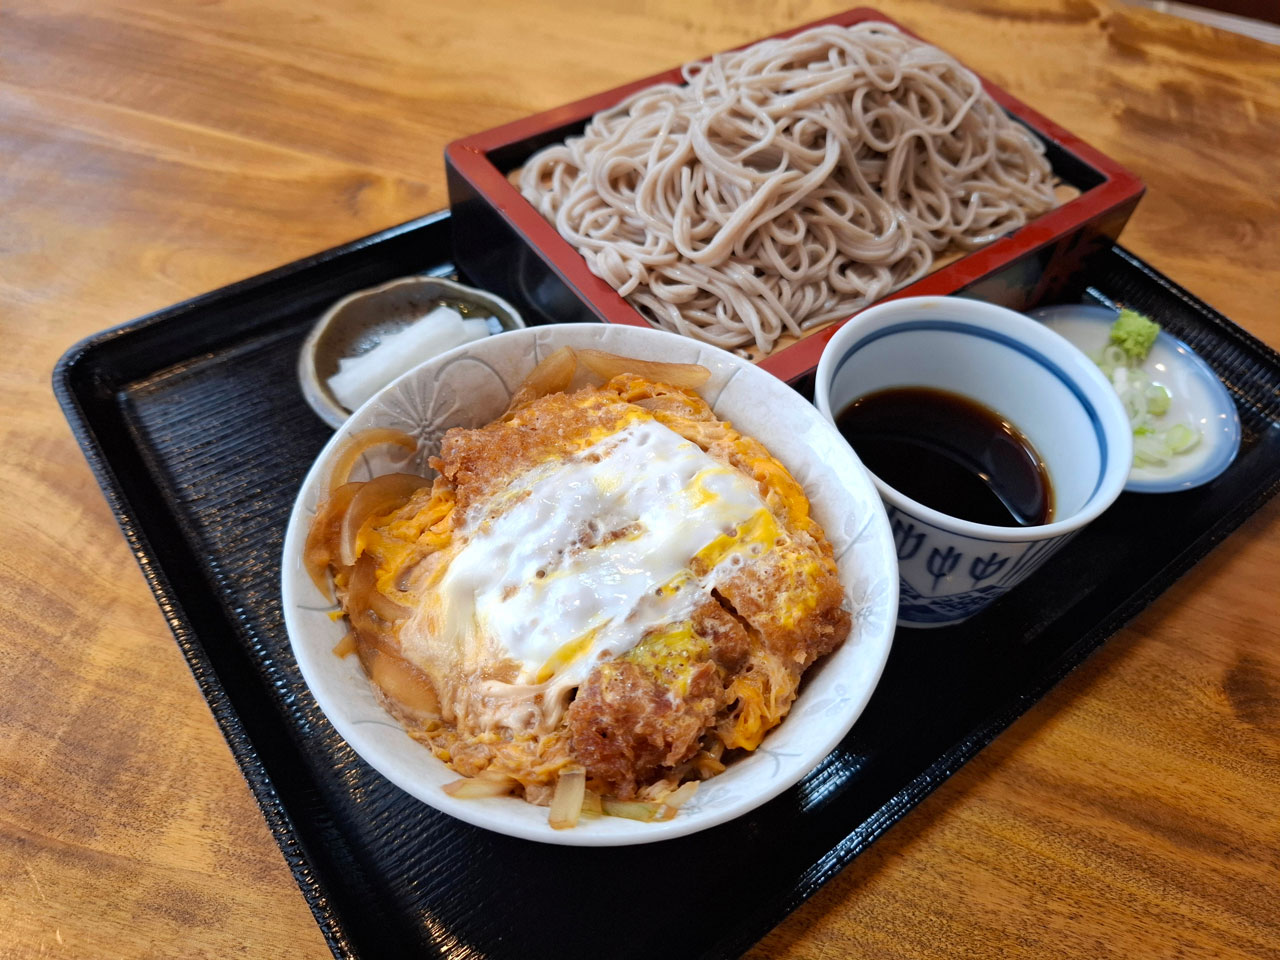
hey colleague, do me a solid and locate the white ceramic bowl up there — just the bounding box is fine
[814,296,1133,627]
[1031,304,1241,492]
[281,323,897,845]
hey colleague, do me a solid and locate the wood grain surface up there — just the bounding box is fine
[2,1,1278,957]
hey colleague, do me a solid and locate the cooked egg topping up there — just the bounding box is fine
[410,417,778,734]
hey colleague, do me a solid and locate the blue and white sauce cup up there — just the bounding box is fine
[815,297,1133,628]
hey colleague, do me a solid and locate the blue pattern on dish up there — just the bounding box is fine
[884,506,1075,622]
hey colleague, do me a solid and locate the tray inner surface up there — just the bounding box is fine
[57,213,1280,960]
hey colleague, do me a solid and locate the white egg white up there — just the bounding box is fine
[419,418,771,734]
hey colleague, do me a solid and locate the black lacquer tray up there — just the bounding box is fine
[55,210,1280,960]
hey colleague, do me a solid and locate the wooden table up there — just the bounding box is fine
[3,1,1278,956]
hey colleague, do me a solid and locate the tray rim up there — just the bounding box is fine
[52,211,1280,960]
[47,212,459,960]
[48,407,355,957]
[445,5,1146,383]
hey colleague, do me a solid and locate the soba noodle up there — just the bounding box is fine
[519,23,1057,353]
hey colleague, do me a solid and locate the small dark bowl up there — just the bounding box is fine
[298,276,525,428]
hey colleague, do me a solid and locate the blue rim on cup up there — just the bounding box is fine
[814,296,1133,628]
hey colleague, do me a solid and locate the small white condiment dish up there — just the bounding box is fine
[281,323,898,845]
[1031,304,1241,493]
[298,276,525,429]
[815,296,1133,628]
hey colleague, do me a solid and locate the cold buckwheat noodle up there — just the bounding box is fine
[519,23,1057,353]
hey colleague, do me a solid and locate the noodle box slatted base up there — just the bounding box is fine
[445,6,1144,384]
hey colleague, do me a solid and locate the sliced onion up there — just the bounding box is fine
[601,798,665,822]
[576,349,710,390]
[332,630,358,658]
[352,618,396,672]
[351,620,438,716]
[362,642,441,718]
[339,472,431,567]
[369,589,411,624]
[579,790,603,819]
[303,481,361,600]
[346,557,380,638]
[347,554,411,626]
[507,346,578,412]
[548,764,587,830]
[443,774,518,798]
[327,428,417,495]
[661,781,699,812]
[692,749,726,778]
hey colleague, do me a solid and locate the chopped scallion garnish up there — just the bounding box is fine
[1094,310,1201,469]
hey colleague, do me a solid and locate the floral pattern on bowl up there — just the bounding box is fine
[281,323,898,846]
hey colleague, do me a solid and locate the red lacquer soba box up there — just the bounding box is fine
[445,7,1144,384]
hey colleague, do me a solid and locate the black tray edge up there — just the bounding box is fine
[718,253,1280,954]
[47,400,353,958]
[54,402,355,960]
[43,219,471,958]
[718,251,1280,954]
[52,218,1280,960]
[723,473,1280,958]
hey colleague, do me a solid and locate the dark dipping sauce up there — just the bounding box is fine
[837,387,1053,527]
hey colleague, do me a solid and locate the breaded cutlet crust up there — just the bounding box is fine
[375,374,851,800]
